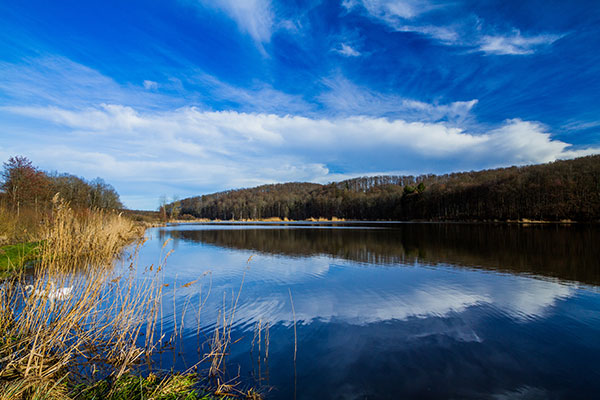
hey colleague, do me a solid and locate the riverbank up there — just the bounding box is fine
[167,216,346,224]
[0,200,261,399]
[161,217,591,225]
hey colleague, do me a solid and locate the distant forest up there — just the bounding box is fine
[173,155,600,222]
[0,156,122,212]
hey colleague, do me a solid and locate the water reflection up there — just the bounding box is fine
[134,223,600,399]
[161,223,600,285]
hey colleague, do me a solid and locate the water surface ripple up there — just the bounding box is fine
[130,223,600,399]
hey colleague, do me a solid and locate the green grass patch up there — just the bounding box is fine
[0,241,42,272]
[73,373,217,400]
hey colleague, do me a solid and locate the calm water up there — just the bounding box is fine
[131,223,600,399]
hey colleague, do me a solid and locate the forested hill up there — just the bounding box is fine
[175,155,600,222]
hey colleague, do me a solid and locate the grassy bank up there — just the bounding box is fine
[0,198,258,399]
[0,197,154,399]
[0,242,41,275]
[70,372,216,400]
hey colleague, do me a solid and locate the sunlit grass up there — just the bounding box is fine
[0,197,161,399]
[0,241,42,275]
[72,373,216,400]
[0,205,45,247]
[0,197,262,399]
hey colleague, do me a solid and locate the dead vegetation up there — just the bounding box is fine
[0,196,262,399]
[0,196,158,398]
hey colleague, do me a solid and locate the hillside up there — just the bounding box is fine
[174,155,600,222]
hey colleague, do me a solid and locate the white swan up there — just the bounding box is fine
[25,281,73,301]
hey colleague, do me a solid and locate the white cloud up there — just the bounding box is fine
[401,24,461,44]
[561,120,600,131]
[0,56,314,116]
[0,56,178,109]
[198,0,274,44]
[319,76,478,123]
[3,104,599,209]
[481,119,570,164]
[478,31,563,55]
[143,80,158,90]
[335,43,361,57]
[343,0,438,21]
[5,105,596,164]
[191,72,313,114]
[1,57,597,209]
[345,1,563,55]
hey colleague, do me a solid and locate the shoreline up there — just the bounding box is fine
[0,206,251,399]
[162,218,596,225]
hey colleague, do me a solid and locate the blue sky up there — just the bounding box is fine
[1,0,599,209]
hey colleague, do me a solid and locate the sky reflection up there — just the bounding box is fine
[125,224,600,399]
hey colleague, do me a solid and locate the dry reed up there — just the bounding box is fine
[0,196,159,399]
[0,196,262,399]
[0,205,44,247]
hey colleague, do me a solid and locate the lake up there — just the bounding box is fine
[131,222,600,399]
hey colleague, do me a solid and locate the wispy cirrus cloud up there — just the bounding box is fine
[0,55,477,121]
[195,0,274,45]
[334,43,362,57]
[0,0,597,213]
[189,72,314,115]
[2,52,598,209]
[143,80,159,90]
[0,56,313,115]
[342,0,441,21]
[344,0,563,55]
[478,31,564,55]
[318,76,478,123]
[0,56,178,109]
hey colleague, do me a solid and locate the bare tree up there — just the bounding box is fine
[1,156,50,215]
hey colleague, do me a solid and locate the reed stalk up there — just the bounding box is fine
[0,196,261,399]
[0,196,158,398]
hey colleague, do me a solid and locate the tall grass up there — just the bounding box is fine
[0,196,262,399]
[0,196,158,399]
[0,205,44,247]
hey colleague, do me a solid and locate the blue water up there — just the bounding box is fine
[129,223,600,399]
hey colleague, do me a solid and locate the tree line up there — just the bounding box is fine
[0,156,123,213]
[173,155,600,222]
